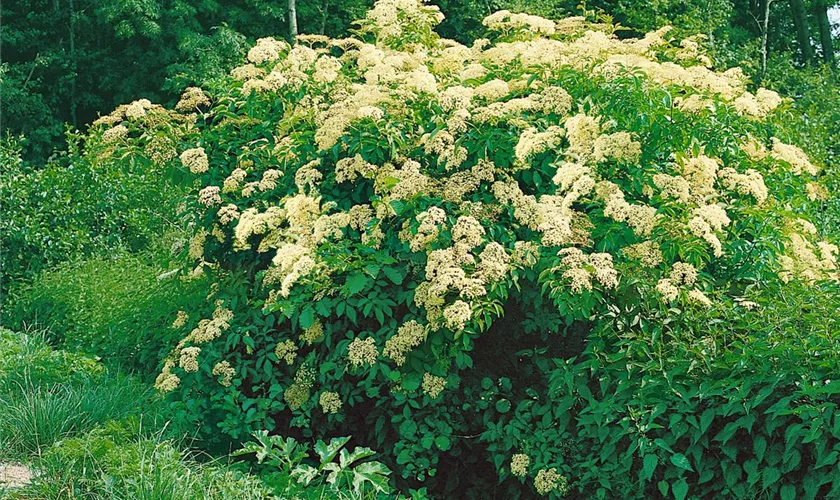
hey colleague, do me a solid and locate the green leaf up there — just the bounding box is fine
[815,450,838,469]
[421,435,434,449]
[396,449,412,465]
[346,273,368,295]
[399,419,417,437]
[724,462,742,487]
[495,399,511,413]
[402,372,421,391]
[389,199,406,215]
[754,436,767,462]
[780,484,796,500]
[316,299,332,317]
[670,453,693,472]
[655,438,675,454]
[672,478,688,500]
[383,266,405,285]
[762,466,781,489]
[700,408,715,434]
[658,480,670,497]
[314,436,350,465]
[642,454,659,481]
[435,435,451,451]
[299,307,315,329]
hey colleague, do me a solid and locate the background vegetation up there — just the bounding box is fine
[2,0,838,163]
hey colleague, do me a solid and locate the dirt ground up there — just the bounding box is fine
[0,463,33,489]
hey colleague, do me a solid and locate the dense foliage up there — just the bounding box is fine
[0,0,372,162]
[46,1,840,497]
[0,133,183,288]
[8,246,209,375]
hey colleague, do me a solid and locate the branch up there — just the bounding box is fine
[22,53,39,88]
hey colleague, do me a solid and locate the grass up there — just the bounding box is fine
[6,243,209,378]
[12,425,269,500]
[0,375,155,458]
[0,328,158,460]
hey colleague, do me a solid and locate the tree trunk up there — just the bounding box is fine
[789,0,814,65]
[69,0,78,128]
[319,0,330,35]
[814,1,836,66]
[760,0,773,82]
[288,0,298,40]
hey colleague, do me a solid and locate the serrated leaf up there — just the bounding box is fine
[382,266,405,285]
[670,453,693,472]
[754,436,767,462]
[724,462,741,487]
[346,273,368,295]
[642,454,658,481]
[655,438,674,454]
[421,435,434,449]
[658,480,670,496]
[815,450,838,469]
[700,408,715,434]
[399,419,417,437]
[389,199,406,215]
[762,466,781,489]
[316,299,332,317]
[780,484,796,500]
[672,478,689,500]
[396,449,412,465]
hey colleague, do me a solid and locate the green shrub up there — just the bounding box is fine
[9,244,209,377]
[66,1,839,497]
[0,114,185,303]
[480,278,840,499]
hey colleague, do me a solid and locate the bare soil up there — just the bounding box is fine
[0,463,33,489]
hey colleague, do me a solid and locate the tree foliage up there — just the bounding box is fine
[2,0,836,163]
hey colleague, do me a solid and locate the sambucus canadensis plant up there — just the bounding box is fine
[86,0,839,497]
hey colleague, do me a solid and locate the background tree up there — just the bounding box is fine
[288,0,298,39]
[1,0,837,163]
[790,0,815,64]
[814,0,837,64]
